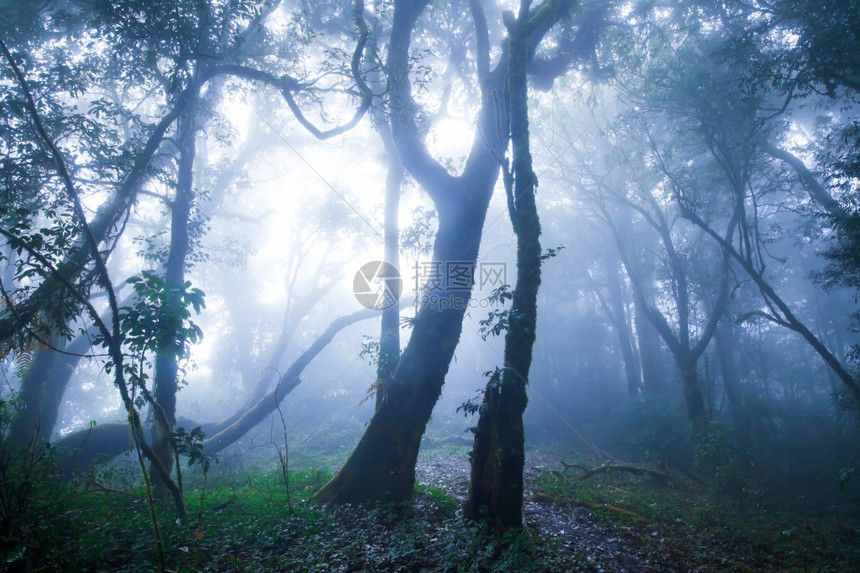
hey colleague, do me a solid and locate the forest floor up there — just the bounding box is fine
[4,437,859,571]
[412,443,860,572]
[415,445,657,571]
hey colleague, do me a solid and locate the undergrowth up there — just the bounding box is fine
[3,433,859,572]
[532,461,860,571]
[3,463,562,572]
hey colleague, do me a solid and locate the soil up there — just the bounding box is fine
[415,449,671,572]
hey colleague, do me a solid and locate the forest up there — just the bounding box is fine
[1,0,859,570]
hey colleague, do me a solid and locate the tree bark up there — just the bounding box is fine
[376,129,402,410]
[313,198,492,504]
[678,358,708,436]
[465,1,543,531]
[149,108,196,493]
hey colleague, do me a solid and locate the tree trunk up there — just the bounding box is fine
[10,318,115,444]
[464,5,541,530]
[602,249,641,396]
[9,341,58,445]
[634,296,665,394]
[376,130,402,410]
[678,357,708,436]
[313,200,491,504]
[313,0,589,506]
[150,110,195,492]
[465,3,542,531]
[715,319,745,434]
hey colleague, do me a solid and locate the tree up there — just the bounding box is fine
[1,0,380,504]
[313,0,604,505]
[464,0,546,531]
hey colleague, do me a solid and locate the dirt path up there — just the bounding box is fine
[415,449,672,572]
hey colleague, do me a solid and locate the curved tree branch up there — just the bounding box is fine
[202,307,380,452]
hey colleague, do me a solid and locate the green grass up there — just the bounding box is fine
[5,438,859,572]
[5,464,565,572]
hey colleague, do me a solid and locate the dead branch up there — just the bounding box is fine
[561,460,670,483]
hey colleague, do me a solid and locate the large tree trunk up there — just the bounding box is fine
[313,200,491,504]
[465,3,542,531]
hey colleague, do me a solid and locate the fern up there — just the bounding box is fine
[14,348,34,381]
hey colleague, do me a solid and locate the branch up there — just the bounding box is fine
[753,135,847,219]
[561,460,669,483]
[680,204,860,402]
[386,0,458,201]
[210,64,371,140]
[0,56,203,344]
[202,307,382,453]
[470,0,490,82]
[689,210,739,363]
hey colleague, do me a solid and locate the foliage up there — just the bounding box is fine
[2,457,569,572]
[2,440,857,572]
[120,271,205,357]
[694,422,748,497]
[600,395,692,465]
[399,206,437,256]
[0,396,63,566]
[107,270,206,404]
[357,334,379,366]
[477,285,513,340]
[172,426,211,473]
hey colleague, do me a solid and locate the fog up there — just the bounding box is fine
[1,0,859,569]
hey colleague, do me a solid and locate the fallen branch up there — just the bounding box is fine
[561,461,669,483]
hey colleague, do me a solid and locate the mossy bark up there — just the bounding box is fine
[465,5,542,532]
